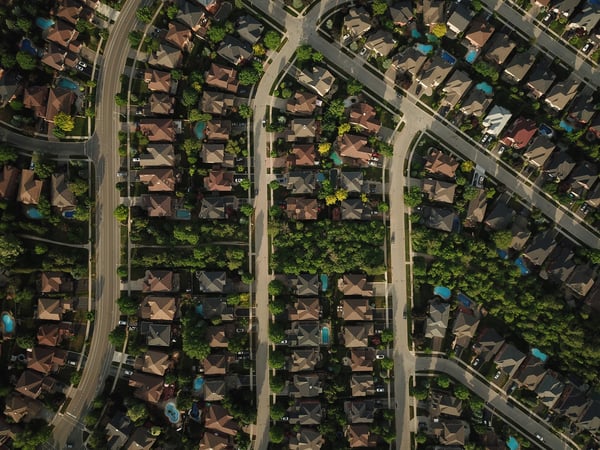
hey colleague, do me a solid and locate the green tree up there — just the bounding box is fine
[181,89,199,109]
[108,326,126,348]
[16,335,34,349]
[269,322,286,343]
[435,374,451,388]
[0,144,17,164]
[207,25,227,43]
[135,6,153,23]
[270,374,285,393]
[270,402,287,421]
[381,329,394,344]
[114,93,127,106]
[239,68,261,85]
[404,186,423,207]
[166,4,179,20]
[114,204,128,222]
[378,202,390,213]
[1,53,16,69]
[16,17,31,33]
[312,51,324,62]
[346,79,363,96]
[380,357,394,371]
[69,178,89,196]
[0,234,23,267]
[295,45,313,62]
[239,179,251,191]
[269,425,284,444]
[54,112,75,132]
[268,352,285,369]
[372,0,388,16]
[70,371,82,387]
[263,30,281,50]
[492,230,513,249]
[415,432,427,444]
[269,180,280,190]
[461,160,475,173]
[268,297,286,315]
[117,296,138,315]
[238,103,252,119]
[240,204,254,217]
[454,384,470,400]
[15,51,37,70]
[12,422,52,450]
[127,401,149,423]
[431,23,447,38]
[268,279,286,296]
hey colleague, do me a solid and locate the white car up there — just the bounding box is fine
[375,354,385,360]
[535,434,544,442]
[359,47,367,56]
[494,370,501,380]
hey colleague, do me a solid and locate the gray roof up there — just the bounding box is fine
[503,48,537,84]
[523,229,557,267]
[389,1,414,25]
[552,0,582,17]
[344,399,375,424]
[148,43,183,70]
[526,62,556,98]
[286,171,316,194]
[568,86,597,124]
[473,328,505,362]
[289,274,320,296]
[568,4,600,31]
[203,378,227,401]
[423,206,458,233]
[290,374,322,398]
[425,301,450,339]
[145,323,171,347]
[197,271,227,293]
[441,70,472,109]
[460,87,492,117]
[544,77,580,112]
[236,15,264,44]
[391,46,428,79]
[514,354,547,390]
[290,321,321,347]
[485,32,516,66]
[544,151,576,181]
[417,55,453,95]
[339,171,363,193]
[217,36,252,66]
[452,311,480,339]
[464,188,488,226]
[447,4,473,36]
[288,399,322,425]
[341,198,364,220]
[484,201,514,231]
[494,343,526,379]
[535,371,565,409]
[524,135,555,169]
[566,264,595,297]
[545,242,576,283]
[343,7,372,38]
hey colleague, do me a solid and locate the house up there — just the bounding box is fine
[285,171,316,194]
[494,343,526,379]
[289,374,323,398]
[416,55,453,96]
[350,348,376,372]
[567,4,600,32]
[568,161,598,198]
[141,350,169,376]
[217,36,252,66]
[205,404,239,436]
[124,427,156,450]
[197,271,227,293]
[514,354,547,391]
[535,370,565,409]
[544,151,575,182]
[144,323,171,347]
[204,63,238,93]
[585,181,600,209]
[149,92,175,115]
[338,274,373,297]
[139,296,177,321]
[545,242,576,283]
[139,168,175,192]
[425,300,450,339]
[288,274,320,297]
[421,179,456,203]
[55,0,85,26]
[465,16,495,48]
[288,297,320,321]
[441,70,472,109]
[484,201,514,231]
[37,298,63,321]
[553,384,589,421]
[143,195,173,217]
[4,394,42,423]
[199,196,238,219]
[345,424,378,448]
[23,86,48,118]
[207,325,231,348]
[552,0,581,17]
[338,134,373,166]
[484,32,516,66]
[15,370,45,399]
[460,87,492,117]
[502,48,537,84]
[291,144,317,166]
[297,66,336,97]
[27,346,66,375]
[144,69,172,93]
[138,144,176,168]
[343,7,372,39]
[473,328,505,362]
[577,399,600,434]
[339,171,363,193]
[565,265,595,297]
[430,392,463,418]
[289,321,321,347]
[523,135,555,169]
[142,270,178,292]
[482,104,512,137]
[165,21,193,50]
[202,297,234,322]
[46,19,79,48]
[199,432,229,450]
[341,298,373,321]
[364,30,396,58]
[523,229,558,267]
[204,170,234,192]
[289,428,325,450]
[148,43,183,69]
[510,216,531,251]
[287,92,319,116]
[45,86,75,124]
[203,354,228,375]
[0,165,19,200]
[344,400,375,424]
[289,399,322,425]
[201,143,233,167]
[41,44,67,71]
[139,119,176,142]
[341,198,364,220]
[391,47,428,81]
[49,173,75,211]
[203,379,226,402]
[289,118,317,141]
[422,0,444,26]
[423,207,458,233]
[289,348,320,372]
[205,119,232,140]
[424,150,459,178]
[447,4,473,37]
[544,77,580,112]
[41,271,70,294]
[452,311,480,341]
[350,374,375,397]
[37,323,69,347]
[285,197,318,220]
[526,63,556,99]
[432,420,466,446]
[568,87,596,125]
[236,15,263,44]
[344,323,374,347]
[349,102,381,134]
[389,1,413,26]
[176,0,207,33]
[464,188,488,226]
[501,117,537,149]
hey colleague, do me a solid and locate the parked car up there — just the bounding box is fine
[375,354,385,360]
[535,434,544,442]
[493,370,501,380]
[472,357,481,368]
[582,42,593,54]
[359,47,367,56]
[498,145,507,155]
[375,386,385,393]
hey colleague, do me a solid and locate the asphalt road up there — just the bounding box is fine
[0,125,87,157]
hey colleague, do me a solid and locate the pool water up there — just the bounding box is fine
[190,402,200,419]
[441,50,456,65]
[26,207,43,219]
[539,124,553,137]
[316,173,326,183]
[426,33,439,43]
[20,39,39,57]
[164,402,180,423]
[193,376,204,391]
[62,209,75,219]
[176,209,191,219]
[58,78,79,91]
[476,82,493,95]
[320,274,328,291]
[36,17,55,30]
[433,286,451,300]
[416,43,433,55]
[330,152,342,166]
[457,293,472,307]
[531,348,548,362]
[411,29,422,39]
[195,303,204,316]
[194,122,206,139]
[559,120,574,133]
[497,249,509,259]
[321,327,330,345]
[514,257,530,276]
[2,313,15,334]
[506,436,519,450]
[465,49,479,64]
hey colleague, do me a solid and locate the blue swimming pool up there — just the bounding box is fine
[434,286,451,300]
[559,120,574,133]
[411,29,422,39]
[321,326,330,345]
[330,152,342,166]
[416,43,433,55]
[531,348,548,362]
[497,249,509,259]
[176,209,191,219]
[193,376,204,392]
[465,49,479,64]
[457,293,472,308]
[20,39,39,57]
[514,257,530,276]
[441,50,456,65]
[539,123,553,137]
[476,82,493,95]
[62,209,75,219]
[2,313,15,334]
[58,78,79,91]
[26,207,43,219]
[320,274,328,291]
[195,303,204,316]
[316,172,326,183]
[507,436,519,450]
[164,402,180,423]
[194,121,206,139]
[36,17,55,30]
[426,33,439,43]
[190,402,200,419]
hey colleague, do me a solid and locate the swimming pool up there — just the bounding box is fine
[426,33,439,43]
[440,50,456,65]
[2,312,15,334]
[497,249,509,259]
[559,120,574,133]
[476,82,493,95]
[411,29,422,39]
[433,286,451,300]
[36,17,55,30]
[20,39,39,57]
[330,152,342,166]
[190,402,200,419]
[26,207,43,219]
[538,124,553,137]
[321,326,330,345]
[316,172,326,183]
[416,43,433,55]
[176,209,191,219]
[514,257,530,276]
[195,303,204,316]
[531,348,548,362]
[164,402,180,423]
[62,209,75,219]
[194,121,206,139]
[58,78,79,91]
[465,49,479,64]
[506,436,519,450]
[457,293,472,308]
[320,274,328,291]
[193,376,204,392]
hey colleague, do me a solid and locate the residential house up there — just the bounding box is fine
[289,321,321,347]
[139,168,175,192]
[422,0,444,26]
[50,173,76,210]
[285,171,316,194]
[421,179,456,203]
[141,350,169,376]
[523,229,558,267]
[484,201,514,230]
[544,151,576,182]
[425,300,450,339]
[45,86,75,124]
[46,19,79,48]
[389,1,414,26]
[341,298,373,321]
[568,86,597,125]
[576,399,600,435]
[198,196,239,219]
[149,92,175,115]
[568,160,598,198]
[514,354,547,391]
[202,297,234,322]
[553,384,589,422]
[199,432,230,450]
[4,394,42,423]
[338,134,373,167]
[344,323,374,347]
[345,424,378,448]
[176,0,208,33]
[350,348,376,372]
[0,165,19,200]
[17,169,44,205]
[348,102,381,134]
[207,325,231,348]
[482,104,512,137]
[288,348,320,372]
[423,207,458,233]
[37,298,63,321]
[460,87,492,117]
[55,0,86,26]
[494,343,526,379]
[139,119,176,142]
[447,4,473,38]
[565,265,595,297]
[15,370,46,399]
[545,242,576,283]
[523,135,555,169]
[143,195,173,217]
[510,217,532,252]
[364,30,396,58]
[338,274,373,297]
[441,70,472,109]
[465,16,495,48]
[484,32,516,66]
[205,404,239,436]
[37,323,69,347]
[144,323,171,347]
[201,143,233,167]
[296,66,336,97]
[432,420,467,446]
[139,296,177,321]
[41,44,67,71]
[41,271,70,293]
[204,63,238,93]
[236,15,263,44]
[502,48,537,84]
[144,69,172,93]
[473,328,505,362]
[501,117,537,149]
[142,270,178,292]
[350,374,375,397]
[147,43,183,69]
[552,0,581,17]
[343,7,372,39]
[291,144,317,166]
[424,150,459,178]
[289,118,317,141]
[217,36,252,66]
[567,4,600,32]
[341,198,364,221]
[288,399,322,426]
[165,21,193,51]
[452,311,480,349]
[23,86,48,119]
[339,171,363,193]
[203,354,228,375]
[204,170,234,192]
[0,70,21,107]
[344,400,375,424]
[203,379,226,402]
[430,393,463,418]
[416,55,453,96]
[288,297,320,321]
[197,271,227,293]
[464,188,488,226]
[124,428,156,450]
[391,47,428,82]
[544,77,580,112]
[289,374,323,398]
[138,144,176,167]
[288,274,320,297]
[535,370,565,409]
[205,119,232,140]
[526,63,556,99]
[289,428,325,450]
[286,92,319,116]
[285,197,318,220]
[27,346,66,375]
[585,181,600,209]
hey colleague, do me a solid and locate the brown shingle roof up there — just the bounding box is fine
[139,119,175,142]
[128,372,164,404]
[140,296,176,321]
[205,404,239,436]
[139,168,176,192]
[205,63,239,93]
[144,69,172,93]
[286,92,318,116]
[165,21,192,50]
[348,103,381,134]
[285,197,318,220]
[23,86,48,118]
[204,169,234,192]
[0,165,19,200]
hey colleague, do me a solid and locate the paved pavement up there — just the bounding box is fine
[0,125,87,158]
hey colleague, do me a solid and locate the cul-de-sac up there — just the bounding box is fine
[0,0,599,449]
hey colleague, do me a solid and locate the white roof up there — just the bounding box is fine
[482,104,512,137]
